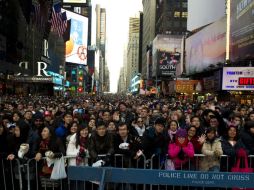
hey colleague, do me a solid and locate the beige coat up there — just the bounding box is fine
[200,138,223,171]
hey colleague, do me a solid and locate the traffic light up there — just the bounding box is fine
[77,67,84,93]
[78,87,83,92]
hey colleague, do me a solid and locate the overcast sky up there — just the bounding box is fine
[91,0,143,92]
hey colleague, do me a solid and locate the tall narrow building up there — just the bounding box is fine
[126,17,140,90]
[141,0,156,79]
[96,4,107,93]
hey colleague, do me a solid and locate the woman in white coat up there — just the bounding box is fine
[66,123,89,166]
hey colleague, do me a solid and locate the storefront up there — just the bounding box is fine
[8,76,54,96]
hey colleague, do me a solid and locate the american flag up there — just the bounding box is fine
[51,3,67,37]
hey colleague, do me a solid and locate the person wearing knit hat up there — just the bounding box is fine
[168,128,194,170]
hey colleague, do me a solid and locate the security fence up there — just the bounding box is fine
[1,154,254,190]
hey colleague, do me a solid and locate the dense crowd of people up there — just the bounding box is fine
[0,95,254,189]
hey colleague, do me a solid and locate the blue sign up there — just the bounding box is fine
[52,77,62,85]
[68,167,254,188]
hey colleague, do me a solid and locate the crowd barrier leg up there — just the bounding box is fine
[1,158,7,190]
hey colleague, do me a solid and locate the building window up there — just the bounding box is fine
[174,11,181,18]
[182,2,188,8]
[174,21,180,27]
[182,12,188,18]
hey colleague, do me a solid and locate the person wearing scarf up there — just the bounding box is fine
[35,126,65,176]
[66,123,89,166]
[167,120,179,143]
[168,128,194,170]
[200,127,223,172]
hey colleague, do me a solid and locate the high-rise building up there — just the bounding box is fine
[104,63,110,92]
[155,0,188,35]
[126,17,140,90]
[96,4,107,93]
[117,67,126,93]
[141,0,156,78]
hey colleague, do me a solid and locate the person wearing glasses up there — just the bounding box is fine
[132,117,146,137]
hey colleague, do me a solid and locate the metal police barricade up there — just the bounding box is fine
[0,157,22,190]
[26,156,75,190]
[68,166,254,190]
[112,154,146,190]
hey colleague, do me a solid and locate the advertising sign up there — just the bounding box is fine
[152,35,182,78]
[186,16,226,75]
[63,9,88,65]
[230,0,254,61]
[156,51,179,77]
[175,80,202,93]
[222,67,254,90]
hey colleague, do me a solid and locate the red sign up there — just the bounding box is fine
[238,78,254,85]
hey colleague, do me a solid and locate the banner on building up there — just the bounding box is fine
[186,16,226,75]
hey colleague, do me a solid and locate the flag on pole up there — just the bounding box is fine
[51,3,67,37]
[62,19,71,42]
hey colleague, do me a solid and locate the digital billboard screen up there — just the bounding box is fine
[186,16,226,75]
[222,67,254,91]
[63,9,88,65]
[230,0,254,61]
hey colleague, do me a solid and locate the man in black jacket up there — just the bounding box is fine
[88,121,114,166]
[114,122,142,168]
[142,117,168,169]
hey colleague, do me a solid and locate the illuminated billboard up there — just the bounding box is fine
[63,9,88,65]
[222,67,254,91]
[152,35,182,78]
[186,16,226,75]
[230,0,254,61]
[63,0,86,3]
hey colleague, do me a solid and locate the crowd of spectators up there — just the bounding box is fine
[0,95,254,189]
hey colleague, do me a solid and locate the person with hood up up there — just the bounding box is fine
[168,128,194,170]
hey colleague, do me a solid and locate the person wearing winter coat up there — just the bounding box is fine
[168,128,194,170]
[66,123,89,166]
[142,117,168,169]
[237,120,254,155]
[88,121,114,166]
[200,127,223,172]
[55,112,73,146]
[187,126,205,154]
[35,126,65,176]
[114,122,143,168]
[6,121,36,190]
[221,125,238,171]
[118,102,134,127]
